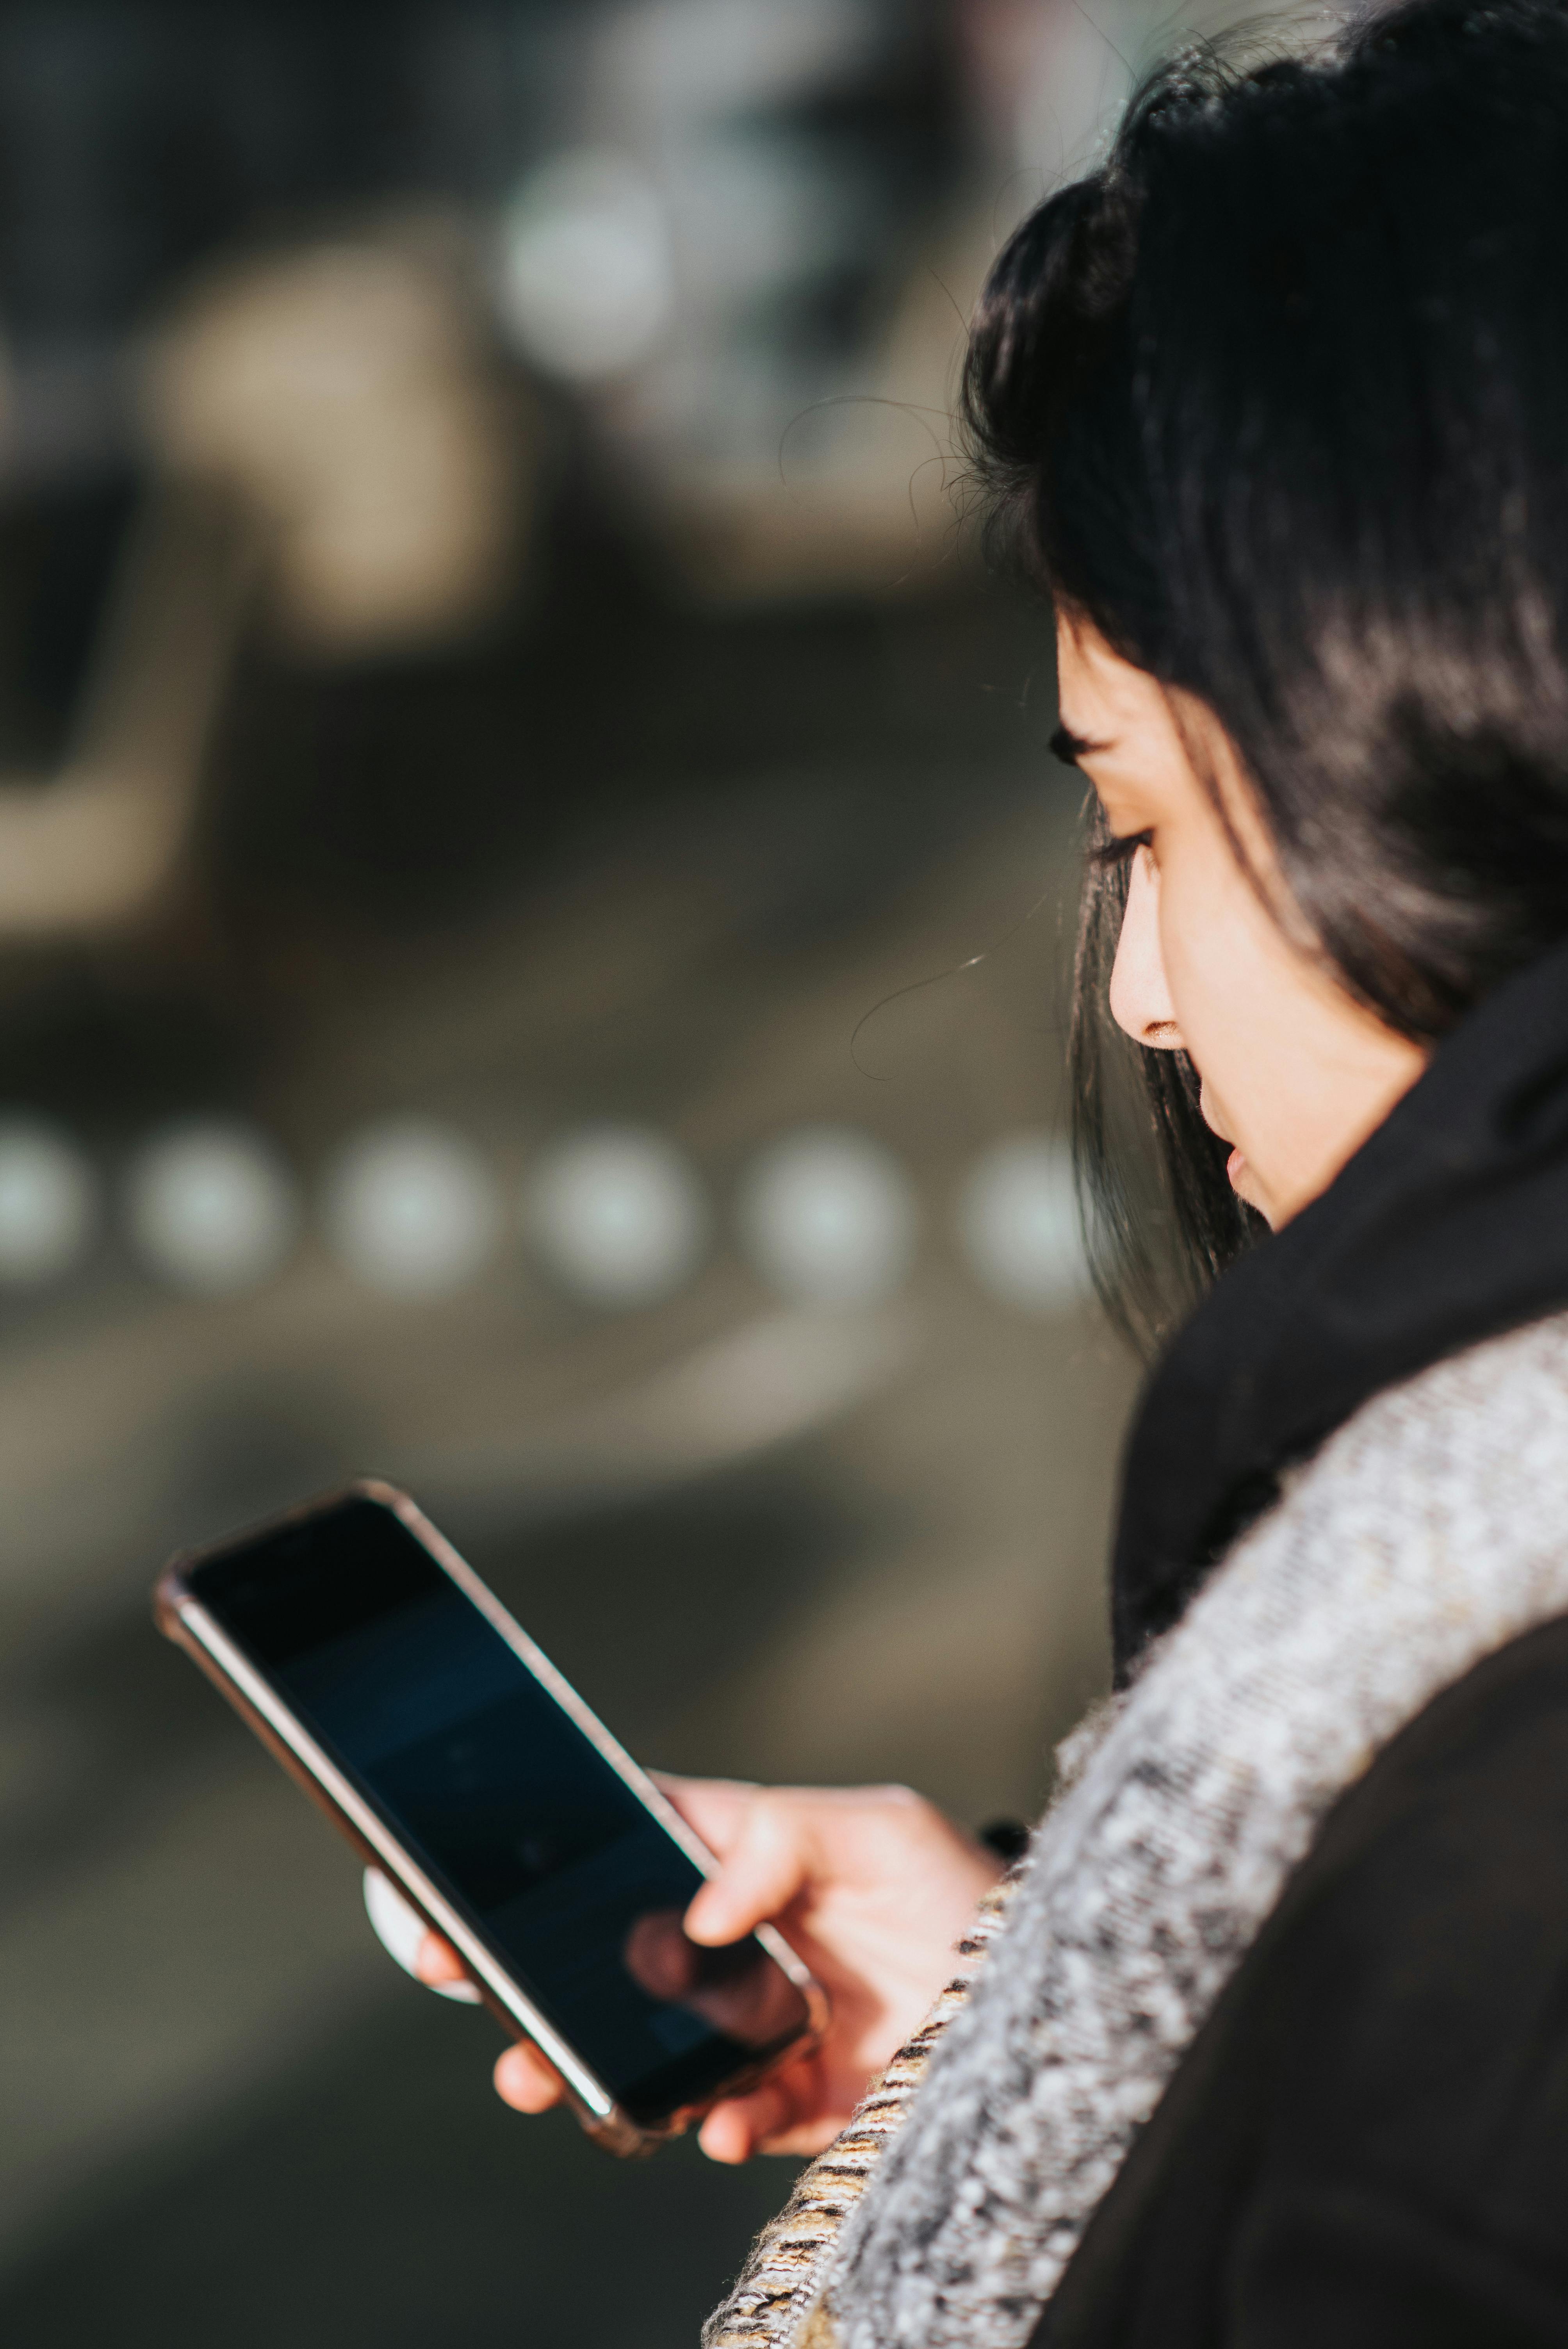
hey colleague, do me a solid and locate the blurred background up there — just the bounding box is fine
[0,2,1289,2342]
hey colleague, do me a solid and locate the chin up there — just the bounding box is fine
[1226,1150,1272,1227]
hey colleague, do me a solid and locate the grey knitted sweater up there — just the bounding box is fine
[704,1310,1568,2349]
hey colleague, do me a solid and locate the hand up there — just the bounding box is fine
[414,1777,1003,2163]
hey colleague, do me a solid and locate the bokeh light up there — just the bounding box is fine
[321,1119,502,1298]
[524,1125,709,1306]
[0,1118,99,1286]
[956,1134,1090,1313]
[0,11,1147,2339]
[495,150,673,383]
[736,1127,917,1306]
[362,1867,479,2005]
[125,1122,299,1296]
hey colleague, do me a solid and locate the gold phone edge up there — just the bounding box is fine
[153,1476,828,2160]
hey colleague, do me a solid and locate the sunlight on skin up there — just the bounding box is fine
[415,1775,1001,2163]
[408,619,1432,2162]
[1057,611,1429,1228]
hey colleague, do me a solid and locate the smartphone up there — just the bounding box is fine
[154,1479,825,2156]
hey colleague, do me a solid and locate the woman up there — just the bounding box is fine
[422,0,1568,2337]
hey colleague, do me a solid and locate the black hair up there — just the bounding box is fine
[963,0,1568,1347]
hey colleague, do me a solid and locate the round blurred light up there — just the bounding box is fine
[737,1128,917,1307]
[957,1134,1090,1312]
[127,1122,299,1296]
[322,1119,501,1299]
[524,1126,709,1307]
[0,1118,98,1285]
[495,150,673,383]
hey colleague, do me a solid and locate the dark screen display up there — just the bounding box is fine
[187,1495,809,2124]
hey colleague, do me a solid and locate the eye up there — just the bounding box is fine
[1088,827,1153,870]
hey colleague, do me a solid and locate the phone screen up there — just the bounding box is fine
[185,1494,810,2124]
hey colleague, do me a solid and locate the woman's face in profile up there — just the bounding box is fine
[1056,611,1428,1230]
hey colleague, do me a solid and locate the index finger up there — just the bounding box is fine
[649,1771,759,1859]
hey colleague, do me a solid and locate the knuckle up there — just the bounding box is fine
[747,1787,806,1847]
[867,1781,948,1841]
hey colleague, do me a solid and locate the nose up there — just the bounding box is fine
[1107,848,1182,1050]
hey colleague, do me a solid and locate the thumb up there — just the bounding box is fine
[684,1793,809,1946]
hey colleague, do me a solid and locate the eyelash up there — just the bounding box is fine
[1089,827,1153,870]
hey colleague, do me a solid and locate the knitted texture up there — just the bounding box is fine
[702,1871,1022,2349]
[704,1312,1568,2349]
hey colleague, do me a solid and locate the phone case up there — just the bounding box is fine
[154,1477,827,2157]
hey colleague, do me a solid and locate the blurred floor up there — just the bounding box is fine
[0,577,1137,2341]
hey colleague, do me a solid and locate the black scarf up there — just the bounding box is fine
[1112,936,1568,1683]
